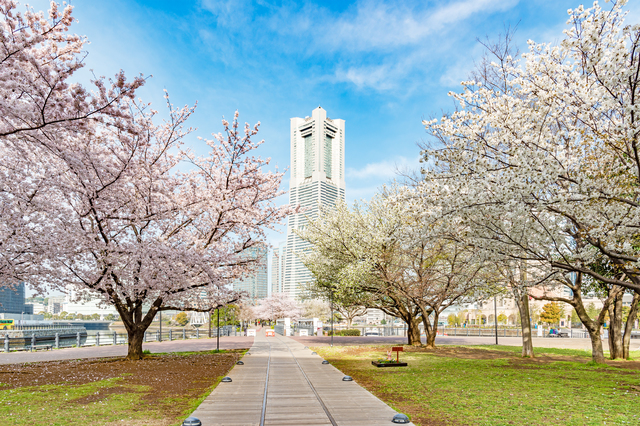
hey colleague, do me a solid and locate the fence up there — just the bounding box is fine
[2,326,241,352]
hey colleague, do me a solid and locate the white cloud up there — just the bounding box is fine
[347,156,422,180]
[325,0,520,52]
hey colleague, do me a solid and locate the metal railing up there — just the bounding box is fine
[2,326,241,352]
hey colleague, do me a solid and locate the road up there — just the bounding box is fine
[291,334,630,351]
[0,336,254,364]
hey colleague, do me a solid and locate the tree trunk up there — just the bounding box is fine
[406,317,422,346]
[126,327,145,360]
[608,288,624,360]
[587,327,606,364]
[422,311,439,349]
[113,297,161,360]
[513,287,534,358]
[572,296,606,364]
[623,292,640,360]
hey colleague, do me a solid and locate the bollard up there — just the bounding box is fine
[196,328,199,339]
[77,332,81,348]
[183,328,186,340]
[169,329,172,341]
[156,331,160,342]
[392,414,410,424]
[144,331,147,342]
[96,331,100,347]
[182,417,202,426]
[55,333,60,349]
[31,334,35,351]
[113,331,117,346]
[4,335,9,353]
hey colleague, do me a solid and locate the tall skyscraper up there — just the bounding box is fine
[232,244,268,302]
[270,242,286,294]
[283,107,345,299]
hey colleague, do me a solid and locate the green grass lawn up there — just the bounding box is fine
[0,350,243,426]
[314,345,640,426]
[0,378,156,426]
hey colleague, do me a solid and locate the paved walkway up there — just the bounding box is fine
[191,329,413,426]
[0,336,254,364]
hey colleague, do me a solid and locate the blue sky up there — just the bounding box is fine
[25,0,640,265]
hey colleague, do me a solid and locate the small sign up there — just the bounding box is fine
[391,346,403,362]
[265,330,275,337]
[299,329,308,336]
[247,329,256,336]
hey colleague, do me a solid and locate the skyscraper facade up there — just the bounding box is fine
[283,107,345,299]
[0,282,30,314]
[232,244,268,302]
[270,242,286,294]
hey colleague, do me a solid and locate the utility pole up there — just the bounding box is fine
[216,307,220,352]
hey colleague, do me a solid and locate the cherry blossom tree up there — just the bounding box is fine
[0,0,143,289]
[0,1,292,360]
[299,186,488,347]
[253,293,301,322]
[420,0,640,362]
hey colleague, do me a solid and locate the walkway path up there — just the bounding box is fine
[191,329,413,426]
[0,336,254,364]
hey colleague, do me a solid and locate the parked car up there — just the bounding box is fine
[365,330,380,336]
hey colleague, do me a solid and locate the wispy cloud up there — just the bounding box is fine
[347,156,422,180]
[197,0,521,94]
[325,0,520,52]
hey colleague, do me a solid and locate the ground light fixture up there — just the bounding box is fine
[342,376,353,381]
[392,413,410,424]
[182,417,202,426]
[311,352,317,355]
[304,346,309,349]
[221,377,232,382]
[322,360,329,364]
[236,361,244,365]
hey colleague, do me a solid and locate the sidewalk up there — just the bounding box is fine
[190,330,414,426]
[0,336,254,364]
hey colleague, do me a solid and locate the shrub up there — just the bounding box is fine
[340,329,361,336]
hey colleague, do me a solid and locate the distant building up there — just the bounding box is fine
[25,302,45,314]
[283,107,345,299]
[233,244,268,302]
[270,242,286,294]
[0,282,30,314]
[48,296,65,314]
[64,288,118,317]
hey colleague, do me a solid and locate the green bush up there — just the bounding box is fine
[332,329,361,336]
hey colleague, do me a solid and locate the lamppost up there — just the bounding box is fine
[494,295,498,345]
[330,288,334,348]
[216,307,220,352]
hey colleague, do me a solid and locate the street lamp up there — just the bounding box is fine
[494,295,498,345]
[330,287,334,347]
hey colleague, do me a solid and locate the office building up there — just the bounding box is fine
[233,244,268,302]
[271,242,286,294]
[0,282,31,314]
[282,107,345,299]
